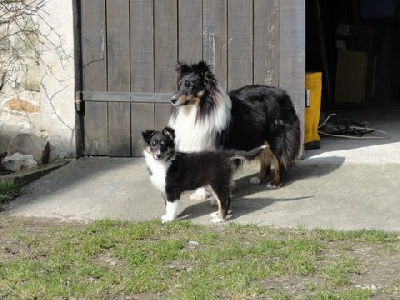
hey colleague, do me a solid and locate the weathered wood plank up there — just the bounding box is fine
[178,0,202,63]
[227,0,253,90]
[130,0,154,93]
[131,103,154,156]
[108,102,132,156]
[279,0,305,155]
[130,0,155,157]
[81,0,108,156]
[79,92,173,103]
[254,0,280,86]
[154,0,177,93]
[155,103,171,130]
[106,0,131,156]
[203,0,228,90]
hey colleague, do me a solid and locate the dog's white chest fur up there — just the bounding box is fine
[143,150,170,192]
[168,91,232,152]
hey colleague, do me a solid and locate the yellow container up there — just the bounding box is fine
[305,72,322,150]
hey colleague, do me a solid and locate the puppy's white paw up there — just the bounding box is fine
[249,176,261,185]
[211,217,225,223]
[161,215,175,223]
[210,211,219,218]
[210,211,228,223]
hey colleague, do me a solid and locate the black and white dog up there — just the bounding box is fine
[142,127,266,223]
[168,60,301,200]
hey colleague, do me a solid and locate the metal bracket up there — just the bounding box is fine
[75,91,84,113]
[305,89,310,107]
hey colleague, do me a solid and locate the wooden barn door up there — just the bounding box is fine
[79,0,174,157]
[77,0,304,157]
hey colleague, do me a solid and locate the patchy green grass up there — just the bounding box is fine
[0,182,22,209]
[0,217,399,299]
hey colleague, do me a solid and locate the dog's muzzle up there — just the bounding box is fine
[170,97,179,106]
[154,151,162,160]
[170,95,190,106]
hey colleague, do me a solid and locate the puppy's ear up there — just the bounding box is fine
[142,130,155,144]
[163,127,175,140]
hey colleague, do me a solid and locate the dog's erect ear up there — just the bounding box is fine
[197,60,210,71]
[142,130,156,144]
[194,60,214,81]
[176,61,191,75]
[204,70,213,82]
[163,127,175,141]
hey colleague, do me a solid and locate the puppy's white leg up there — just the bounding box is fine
[161,200,178,223]
[189,187,209,201]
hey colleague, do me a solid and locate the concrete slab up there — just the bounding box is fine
[4,102,400,231]
[5,155,400,232]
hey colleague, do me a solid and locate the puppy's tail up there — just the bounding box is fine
[229,145,267,161]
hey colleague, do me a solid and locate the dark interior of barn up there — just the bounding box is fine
[306,0,400,109]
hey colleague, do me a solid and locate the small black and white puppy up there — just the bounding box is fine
[142,127,265,223]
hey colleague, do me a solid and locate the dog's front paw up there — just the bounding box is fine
[249,176,261,185]
[161,214,175,223]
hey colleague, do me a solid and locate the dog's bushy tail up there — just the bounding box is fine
[229,145,267,161]
[271,93,301,169]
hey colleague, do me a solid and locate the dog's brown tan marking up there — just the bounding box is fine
[258,144,282,188]
[176,94,200,106]
[208,185,225,223]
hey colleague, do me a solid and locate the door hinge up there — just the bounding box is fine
[75,91,84,113]
[305,89,310,107]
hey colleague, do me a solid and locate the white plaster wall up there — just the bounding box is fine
[0,1,41,152]
[38,0,76,160]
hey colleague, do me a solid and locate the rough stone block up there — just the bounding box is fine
[8,133,50,164]
[1,152,37,172]
[19,61,40,91]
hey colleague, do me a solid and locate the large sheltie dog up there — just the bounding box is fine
[142,127,266,223]
[168,60,301,200]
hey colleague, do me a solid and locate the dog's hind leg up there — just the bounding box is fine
[266,155,283,189]
[250,146,271,185]
[208,185,230,223]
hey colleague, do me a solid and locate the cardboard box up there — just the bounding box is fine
[360,0,399,19]
[335,49,376,104]
[336,24,380,54]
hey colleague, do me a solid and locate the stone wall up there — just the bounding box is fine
[0,0,76,160]
[0,0,41,152]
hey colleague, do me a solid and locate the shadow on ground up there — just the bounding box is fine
[176,155,345,222]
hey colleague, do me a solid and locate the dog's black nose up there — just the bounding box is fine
[170,98,177,105]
